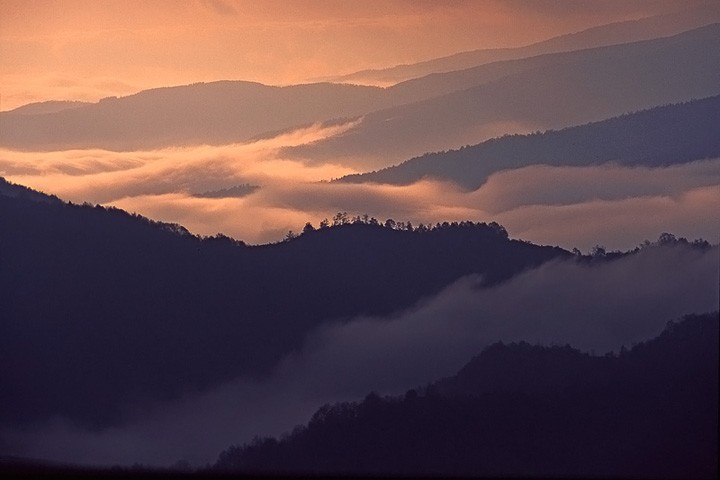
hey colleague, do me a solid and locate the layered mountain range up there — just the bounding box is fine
[0,6,718,475]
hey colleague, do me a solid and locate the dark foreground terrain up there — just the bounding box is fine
[215,312,719,479]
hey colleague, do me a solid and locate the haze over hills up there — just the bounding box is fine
[1,47,718,248]
[215,312,718,478]
[1,3,719,472]
[339,95,720,189]
[287,24,720,168]
[4,101,92,116]
[1,177,717,467]
[383,21,720,108]
[3,23,718,161]
[328,4,720,85]
[0,81,385,151]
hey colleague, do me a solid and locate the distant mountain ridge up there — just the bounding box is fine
[338,95,720,189]
[328,5,720,85]
[0,81,386,151]
[287,24,720,168]
[3,23,719,157]
[4,100,91,115]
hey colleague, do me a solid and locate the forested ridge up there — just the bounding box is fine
[216,312,719,478]
[0,179,567,428]
[339,94,720,188]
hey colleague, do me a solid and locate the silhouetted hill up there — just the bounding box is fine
[192,184,260,198]
[330,5,720,85]
[0,181,568,429]
[0,177,62,204]
[4,100,91,115]
[339,95,720,189]
[215,312,719,478]
[383,22,720,112]
[289,24,720,168]
[0,81,385,151]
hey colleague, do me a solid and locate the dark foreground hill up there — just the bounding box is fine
[215,312,719,479]
[0,179,567,429]
[339,94,720,189]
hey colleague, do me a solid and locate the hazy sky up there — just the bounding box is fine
[0,0,692,109]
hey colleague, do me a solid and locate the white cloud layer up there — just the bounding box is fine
[1,129,717,251]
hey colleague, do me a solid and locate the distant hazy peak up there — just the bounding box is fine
[4,100,91,115]
[330,3,720,85]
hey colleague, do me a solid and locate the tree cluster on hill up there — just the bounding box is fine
[289,211,508,242]
[192,184,260,199]
[215,312,719,479]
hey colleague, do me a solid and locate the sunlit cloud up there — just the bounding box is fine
[472,161,720,212]
[0,121,358,200]
[497,185,720,250]
[2,125,716,250]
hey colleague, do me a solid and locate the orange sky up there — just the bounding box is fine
[0,0,692,110]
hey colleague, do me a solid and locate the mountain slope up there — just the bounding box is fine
[215,312,719,478]
[288,24,720,168]
[0,179,567,429]
[338,95,720,189]
[330,5,720,85]
[4,101,91,115]
[0,81,385,151]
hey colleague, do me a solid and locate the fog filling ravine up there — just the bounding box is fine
[1,1,718,477]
